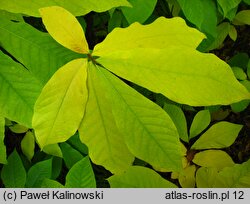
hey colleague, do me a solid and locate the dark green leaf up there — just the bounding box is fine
[1,150,26,187]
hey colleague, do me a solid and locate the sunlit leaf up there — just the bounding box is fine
[0,0,131,17]
[97,47,249,106]
[43,144,63,158]
[40,6,89,54]
[178,165,196,188]
[79,63,134,174]
[94,67,182,172]
[93,17,205,55]
[196,167,219,187]
[193,150,234,170]
[213,159,250,187]
[33,58,88,148]
[108,166,177,187]
[191,122,243,150]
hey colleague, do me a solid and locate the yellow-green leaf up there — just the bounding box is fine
[43,144,62,158]
[193,150,234,170]
[93,17,205,56]
[39,6,89,54]
[9,124,29,134]
[0,116,7,164]
[229,25,237,41]
[21,131,35,161]
[97,47,250,106]
[213,159,250,187]
[189,110,211,139]
[95,66,182,172]
[178,165,196,188]
[163,103,189,142]
[108,166,177,188]
[0,0,131,17]
[191,122,243,150]
[233,10,250,25]
[32,58,88,148]
[232,67,247,81]
[196,167,219,187]
[79,63,134,174]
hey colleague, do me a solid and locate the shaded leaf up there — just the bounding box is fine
[121,0,157,24]
[229,25,237,41]
[0,19,81,85]
[229,52,249,70]
[191,122,243,150]
[60,142,84,169]
[205,22,231,51]
[33,59,88,148]
[0,51,42,127]
[0,116,7,164]
[51,157,62,180]
[0,9,23,21]
[79,63,134,174]
[108,166,177,188]
[67,133,88,155]
[0,0,131,17]
[40,6,89,54]
[232,67,247,80]
[217,0,241,17]
[65,156,96,188]
[189,110,211,139]
[1,150,26,187]
[21,131,35,161]
[95,67,182,172]
[193,150,235,170]
[41,178,64,188]
[108,9,124,32]
[26,159,52,187]
[163,103,188,142]
[177,0,217,37]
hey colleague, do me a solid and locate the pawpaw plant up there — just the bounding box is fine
[0,0,250,188]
